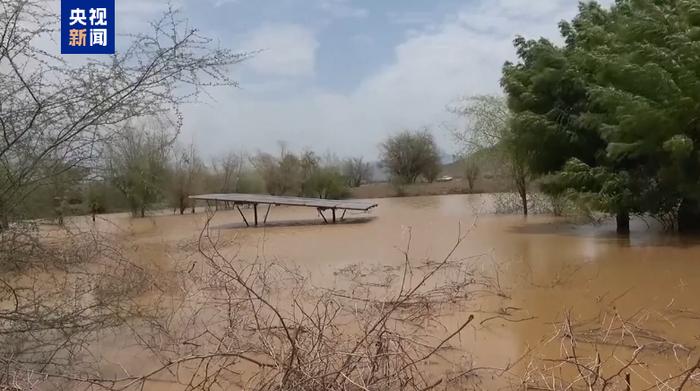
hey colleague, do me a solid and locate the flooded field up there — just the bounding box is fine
[78,194,700,389]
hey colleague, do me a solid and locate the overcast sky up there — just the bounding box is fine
[111,0,612,160]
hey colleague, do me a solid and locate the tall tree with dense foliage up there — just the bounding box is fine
[502,0,700,232]
[380,129,441,184]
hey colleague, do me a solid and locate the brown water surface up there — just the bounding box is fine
[83,194,700,388]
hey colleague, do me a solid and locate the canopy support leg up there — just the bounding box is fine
[254,203,258,226]
[318,208,328,224]
[332,208,336,223]
[235,203,250,227]
[341,209,347,221]
[264,204,272,225]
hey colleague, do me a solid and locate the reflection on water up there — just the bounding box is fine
[87,194,700,387]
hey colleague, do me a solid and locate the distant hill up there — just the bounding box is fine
[441,148,503,179]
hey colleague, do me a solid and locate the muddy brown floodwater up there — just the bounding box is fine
[85,194,700,389]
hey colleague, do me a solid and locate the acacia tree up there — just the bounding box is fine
[379,129,441,184]
[212,151,247,193]
[450,95,530,215]
[107,127,172,217]
[251,148,303,196]
[251,148,349,199]
[170,142,205,214]
[343,157,372,187]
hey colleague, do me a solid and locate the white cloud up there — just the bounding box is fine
[183,19,510,159]
[184,1,614,159]
[40,0,617,160]
[46,0,607,160]
[388,11,436,27]
[212,0,238,7]
[116,0,177,34]
[239,24,318,78]
[318,0,368,19]
[457,0,576,39]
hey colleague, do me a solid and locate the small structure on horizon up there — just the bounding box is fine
[189,193,378,227]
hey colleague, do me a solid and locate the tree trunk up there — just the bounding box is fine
[514,178,528,216]
[616,211,630,235]
[140,206,145,218]
[511,162,529,216]
[520,189,528,216]
[678,198,700,232]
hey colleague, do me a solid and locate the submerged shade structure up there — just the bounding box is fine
[190,193,378,227]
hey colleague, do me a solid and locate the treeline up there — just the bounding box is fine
[24,128,375,222]
[24,124,449,222]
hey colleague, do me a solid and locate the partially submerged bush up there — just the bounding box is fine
[493,191,587,219]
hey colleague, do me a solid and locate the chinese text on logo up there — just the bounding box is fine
[61,0,115,54]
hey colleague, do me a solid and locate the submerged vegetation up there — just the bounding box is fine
[13,137,370,221]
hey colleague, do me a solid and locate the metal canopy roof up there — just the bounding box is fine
[190,193,378,211]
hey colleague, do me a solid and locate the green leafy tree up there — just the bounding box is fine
[502,0,700,232]
[251,147,349,199]
[303,166,349,199]
[380,129,441,184]
[251,148,303,196]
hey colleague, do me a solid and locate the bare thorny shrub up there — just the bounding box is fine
[0,206,510,389]
[2,218,700,390]
[0,0,247,225]
[0,0,245,388]
[162,224,700,391]
[0,221,160,390]
[83,215,505,391]
[518,305,700,391]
